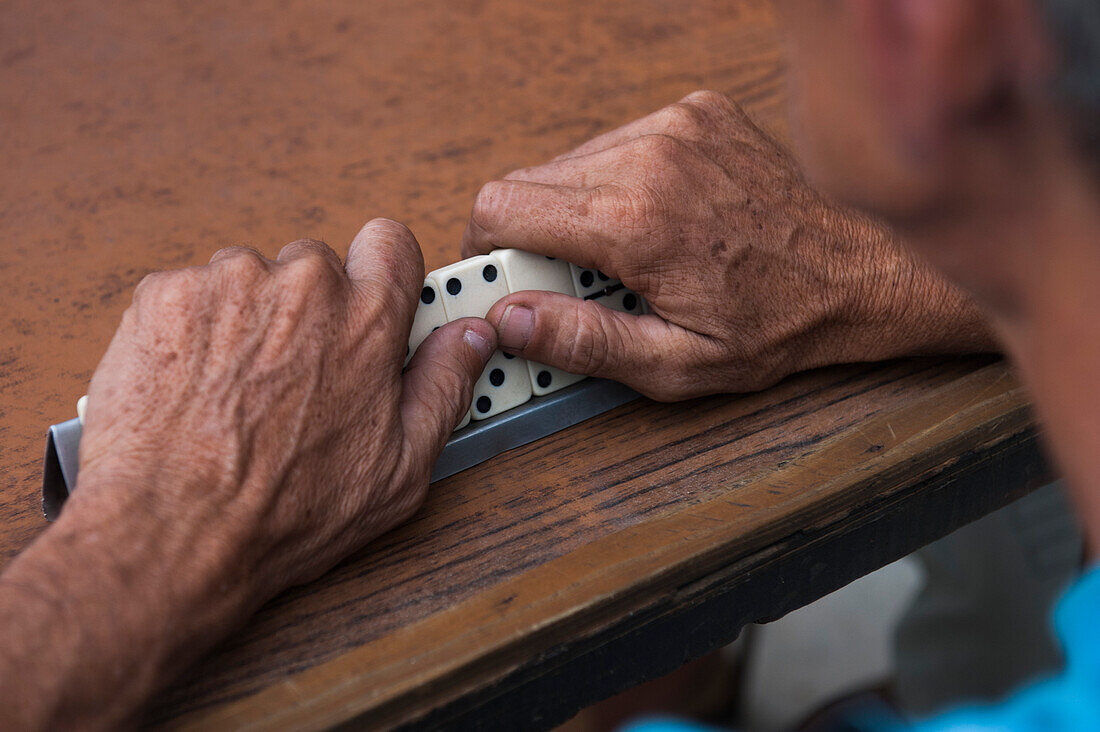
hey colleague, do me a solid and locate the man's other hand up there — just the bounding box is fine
[1,218,498,730]
[74,218,495,601]
[463,91,993,400]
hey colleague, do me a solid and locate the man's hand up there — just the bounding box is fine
[0,219,495,729]
[463,91,994,400]
[78,218,495,592]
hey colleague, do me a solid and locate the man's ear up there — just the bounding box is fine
[849,0,1048,156]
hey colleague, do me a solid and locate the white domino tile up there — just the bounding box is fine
[408,277,470,427]
[568,263,619,299]
[470,351,532,419]
[430,255,512,320]
[71,250,647,444]
[491,250,586,396]
[601,286,648,315]
[568,261,648,316]
[526,362,585,395]
[492,249,575,296]
[406,279,449,367]
[428,255,533,420]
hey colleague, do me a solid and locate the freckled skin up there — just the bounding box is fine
[1,0,1099,728]
[463,91,996,400]
[0,221,495,730]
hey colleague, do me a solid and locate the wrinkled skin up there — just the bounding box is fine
[463,91,991,401]
[0,220,495,729]
[1,0,1092,728]
[77,221,494,594]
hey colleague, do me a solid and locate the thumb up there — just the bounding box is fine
[484,291,702,400]
[401,318,496,470]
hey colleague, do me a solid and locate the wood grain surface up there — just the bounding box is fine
[178,360,1043,731]
[0,0,1045,728]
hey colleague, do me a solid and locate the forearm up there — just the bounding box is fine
[795,204,998,374]
[0,221,486,728]
[0,485,255,729]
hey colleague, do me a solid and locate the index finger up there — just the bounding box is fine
[551,90,751,163]
[345,217,426,335]
[460,179,613,270]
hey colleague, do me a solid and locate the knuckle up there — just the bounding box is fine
[681,89,738,117]
[143,269,204,311]
[131,270,167,302]
[290,236,326,248]
[633,134,693,172]
[217,250,268,280]
[283,237,331,258]
[662,101,707,133]
[503,165,536,181]
[560,303,613,375]
[282,253,340,293]
[212,245,262,264]
[635,133,678,160]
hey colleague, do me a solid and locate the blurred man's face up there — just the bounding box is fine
[776,1,942,222]
[775,0,1063,313]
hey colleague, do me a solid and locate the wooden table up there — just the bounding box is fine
[0,1,1051,729]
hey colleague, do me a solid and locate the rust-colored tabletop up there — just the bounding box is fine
[0,1,1049,729]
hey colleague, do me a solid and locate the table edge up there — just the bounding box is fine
[169,361,1036,731]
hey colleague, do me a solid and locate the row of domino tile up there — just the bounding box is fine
[70,249,647,432]
[408,249,647,429]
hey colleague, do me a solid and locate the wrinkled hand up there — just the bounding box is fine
[72,219,495,600]
[463,91,988,399]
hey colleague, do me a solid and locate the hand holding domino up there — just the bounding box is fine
[408,249,648,425]
[461,91,990,401]
[71,248,647,435]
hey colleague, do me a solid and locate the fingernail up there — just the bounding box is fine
[463,328,494,364]
[497,305,534,351]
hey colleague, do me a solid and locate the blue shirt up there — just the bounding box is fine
[623,564,1100,732]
